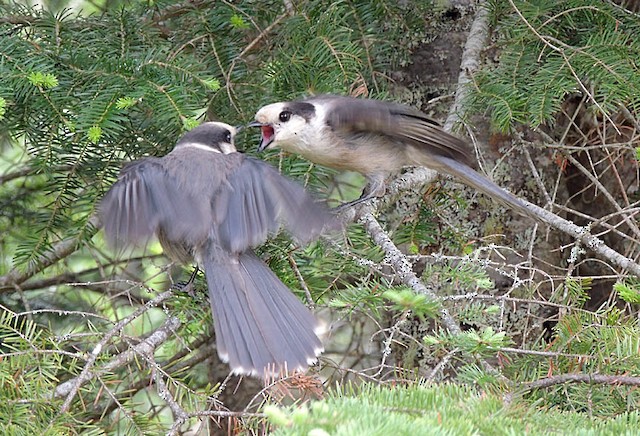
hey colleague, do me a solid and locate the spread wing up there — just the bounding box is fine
[99,158,210,248]
[214,156,335,254]
[310,95,473,166]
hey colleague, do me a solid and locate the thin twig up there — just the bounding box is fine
[506,0,620,134]
[287,252,315,308]
[564,153,640,240]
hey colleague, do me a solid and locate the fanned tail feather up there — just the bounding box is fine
[203,250,323,378]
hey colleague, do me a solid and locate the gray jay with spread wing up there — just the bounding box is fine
[99,122,332,378]
[250,94,536,218]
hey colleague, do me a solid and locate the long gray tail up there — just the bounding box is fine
[427,154,539,221]
[203,250,323,378]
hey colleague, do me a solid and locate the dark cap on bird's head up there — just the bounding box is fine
[175,121,237,154]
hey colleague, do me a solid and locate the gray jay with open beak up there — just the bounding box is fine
[99,122,331,378]
[250,94,535,218]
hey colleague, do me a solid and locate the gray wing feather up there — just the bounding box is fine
[311,95,474,167]
[216,157,333,253]
[100,158,210,248]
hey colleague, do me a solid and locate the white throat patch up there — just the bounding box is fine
[179,142,236,154]
[180,143,221,153]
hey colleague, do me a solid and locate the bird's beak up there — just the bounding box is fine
[234,124,245,133]
[248,121,275,152]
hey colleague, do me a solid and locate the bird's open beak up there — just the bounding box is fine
[247,121,275,152]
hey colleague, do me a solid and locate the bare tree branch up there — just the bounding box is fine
[522,373,640,391]
[154,365,190,436]
[357,210,462,335]
[0,15,36,25]
[0,215,101,292]
[525,202,640,276]
[443,0,490,132]
[56,291,177,409]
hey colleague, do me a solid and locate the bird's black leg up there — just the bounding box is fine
[334,174,386,211]
[171,265,200,297]
[334,188,375,211]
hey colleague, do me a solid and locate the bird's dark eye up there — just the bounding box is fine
[225,132,232,143]
[279,111,291,122]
